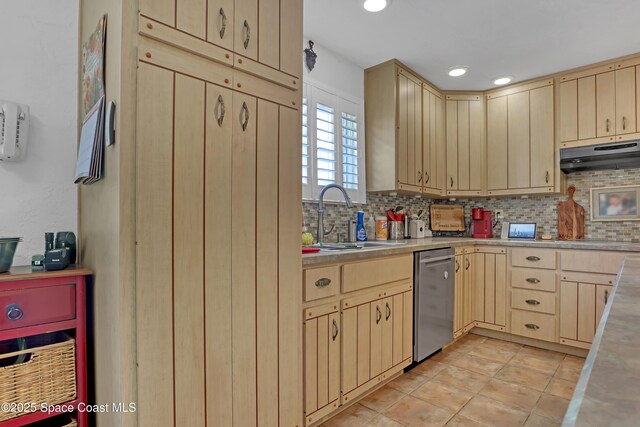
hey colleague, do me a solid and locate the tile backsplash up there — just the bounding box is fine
[302,169,640,242]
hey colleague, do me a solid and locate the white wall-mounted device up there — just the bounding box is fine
[0,100,30,162]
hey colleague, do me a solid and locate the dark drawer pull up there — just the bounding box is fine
[332,319,339,341]
[315,278,331,288]
[526,256,541,262]
[525,323,540,330]
[6,304,23,321]
[526,278,540,284]
[526,299,540,306]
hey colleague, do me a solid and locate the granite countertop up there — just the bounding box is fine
[302,237,640,267]
[563,256,640,427]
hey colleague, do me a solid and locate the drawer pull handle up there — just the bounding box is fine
[525,323,540,330]
[6,304,23,321]
[218,8,227,39]
[332,319,339,341]
[526,278,540,284]
[243,20,251,49]
[315,278,331,288]
[216,95,226,126]
[604,289,609,304]
[526,299,540,306]
[526,256,541,262]
[376,306,382,324]
[386,302,391,320]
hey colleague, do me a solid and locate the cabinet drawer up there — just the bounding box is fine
[511,248,556,270]
[342,255,412,293]
[561,250,629,274]
[0,284,76,331]
[511,310,557,342]
[511,268,556,292]
[511,289,556,315]
[304,266,340,302]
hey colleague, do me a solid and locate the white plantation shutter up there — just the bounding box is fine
[302,81,366,203]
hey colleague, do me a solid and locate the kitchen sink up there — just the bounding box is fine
[312,241,408,251]
[358,241,407,247]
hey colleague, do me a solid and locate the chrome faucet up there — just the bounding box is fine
[317,184,353,244]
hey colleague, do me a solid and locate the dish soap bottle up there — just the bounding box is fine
[356,211,367,241]
[366,216,376,240]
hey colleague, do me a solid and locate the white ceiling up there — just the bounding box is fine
[304,0,640,90]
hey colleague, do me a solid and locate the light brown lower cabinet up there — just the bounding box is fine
[560,281,613,347]
[468,248,507,331]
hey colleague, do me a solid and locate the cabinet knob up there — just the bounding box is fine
[6,304,23,321]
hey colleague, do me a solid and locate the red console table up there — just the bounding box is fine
[0,266,91,427]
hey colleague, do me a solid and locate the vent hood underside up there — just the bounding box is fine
[560,141,640,173]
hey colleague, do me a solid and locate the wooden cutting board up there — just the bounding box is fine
[430,205,465,231]
[558,185,585,240]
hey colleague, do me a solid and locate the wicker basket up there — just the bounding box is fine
[0,336,77,421]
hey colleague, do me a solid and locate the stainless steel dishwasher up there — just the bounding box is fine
[414,247,455,362]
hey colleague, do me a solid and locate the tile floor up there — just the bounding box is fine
[320,334,585,427]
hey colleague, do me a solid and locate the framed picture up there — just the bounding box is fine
[590,185,640,221]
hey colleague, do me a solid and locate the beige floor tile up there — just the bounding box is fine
[458,395,529,426]
[411,359,447,378]
[524,413,562,427]
[430,349,464,364]
[495,365,552,391]
[359,386,406,412]
[468,342,518,363]
[450,354,506,376]
[561,354,585,368]
[483,337,524,352]
[447,335,486,353]
[387,371,430,394]
[544,377,576,400]
[518,346,565,362]
[365,414,406,427]
[433,365,491,393]
[412,379,474,412]
[445,414,486,427]
[479,378,542,411]
[533,393,570,422]
[554,363,582,383]
[323,403,377,427]
[384,395,454,427]
[508,352,562,376]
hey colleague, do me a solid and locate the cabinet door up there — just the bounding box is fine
[381,297,394,372]
[397,72,422,190]
[530,85,554,188]
[560,281,578,340]
[235,0,258,60]
[577,283,596,343]
[469,99,483,191]
[280,0,303,78]
[471,253,485,322]
[462,254,474,327]
[304,311,340,419]
[392,293,404,366]
[487,96,508,191]
[342,307,358,394]
[403,290,413,360]
[507,91,530,189]
[453,255,464,335]
[423,89,440,192]
[370,300,383,378]
[446,100,459,191]
[483,253,507,326]
[457,101,470,190]
[596,71,616,137]
[595,285,613,329]
[578,76,597,140]
[207,0,234,50]
[559,80,578,143]
[616,67,637,134]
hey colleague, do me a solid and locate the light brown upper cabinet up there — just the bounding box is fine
[486,79,556,195]
[139,0,303,81]
[445,95,484,196]
[559,59,640,148]
[365,61,445,196]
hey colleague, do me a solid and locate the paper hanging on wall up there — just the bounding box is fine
[81,15,106,119]
[74,97,105,184]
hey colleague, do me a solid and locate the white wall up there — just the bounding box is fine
[0,1,79,265]
[303,38,364,100]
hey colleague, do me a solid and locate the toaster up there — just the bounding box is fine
[409,220,426,238]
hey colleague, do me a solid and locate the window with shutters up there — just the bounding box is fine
[302,81,366,203]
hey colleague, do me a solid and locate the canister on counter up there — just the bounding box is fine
[375,216,388,240]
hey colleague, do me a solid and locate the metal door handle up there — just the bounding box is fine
[526,299,540,306]
[315,278,331,288]
[465,258,470,270]
[425,171,430,185]
[243,20,251,49]
[605,289,609,304]
[526,278,540,284]
[219,8,227,39]
[545,171,549,183]
[240,102,249,131]
[417,170,422,183]
[525,323,540,330]
[526,256,541,262]
[623,116,627,131]
[606,118,611,133]
[376,306,382,324]
[6,304,23,321]
[450,176,454,188]
[455,259,460,272]
[386,302,391,320]
[216,95,226,126]
[332,319,339,341]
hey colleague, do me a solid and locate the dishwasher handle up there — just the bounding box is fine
[419,255,454,264]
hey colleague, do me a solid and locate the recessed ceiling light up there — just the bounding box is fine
[493,76,513,85]
[363,0,388,12]
[448,66,468,77]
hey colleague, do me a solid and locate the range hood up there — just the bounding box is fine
[560,140,640,173]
